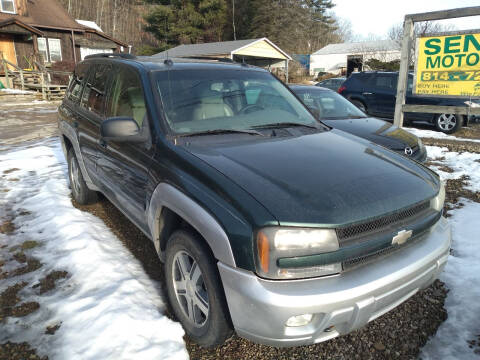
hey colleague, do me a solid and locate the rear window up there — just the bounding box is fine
[374,75,397,89]
[344,73,372,89]
[293,88,366,120]
[67,63,89,102]
[80,64,111,116]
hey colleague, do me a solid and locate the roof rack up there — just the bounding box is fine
[180,56,236,63]
[84,53,136,60]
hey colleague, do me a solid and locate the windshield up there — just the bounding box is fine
[154,69,319,135]
[293,88,367,120]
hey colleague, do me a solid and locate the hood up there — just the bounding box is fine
[322,117,419,150]
[183,129,439,226]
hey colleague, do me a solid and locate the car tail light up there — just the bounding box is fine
[338,86,346,94]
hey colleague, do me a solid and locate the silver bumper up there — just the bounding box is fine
[218,216,451,347]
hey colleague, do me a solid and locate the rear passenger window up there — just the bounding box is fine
[375,75,397,90]
[67,63,88,102]
[80,64,111,116]
[106,67,146,127]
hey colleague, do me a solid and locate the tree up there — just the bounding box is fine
[58,0,160,53]
[388,21,456,65]
[248,0,337,54]
[144,0,227,48]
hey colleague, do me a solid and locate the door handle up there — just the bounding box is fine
[362,92,373,95]
[99,139,107,148]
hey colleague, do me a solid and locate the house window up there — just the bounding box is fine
[0,0,15,13]
[37,38,62,62]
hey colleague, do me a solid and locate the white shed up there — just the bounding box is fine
[310,40,401,77]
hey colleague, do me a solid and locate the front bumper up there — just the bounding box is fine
[218,216,451,347]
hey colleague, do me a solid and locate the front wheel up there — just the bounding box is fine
[435,113,462,134]
[165,230,233,347]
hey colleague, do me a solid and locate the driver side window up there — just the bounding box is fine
[106,67,146,127]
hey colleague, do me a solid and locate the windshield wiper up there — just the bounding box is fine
[251,122,319,130]
[177,128,264,137]
[322,115,367,120]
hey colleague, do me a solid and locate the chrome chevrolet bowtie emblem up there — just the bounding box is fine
[404,147,413,156]
[392,230,413,246]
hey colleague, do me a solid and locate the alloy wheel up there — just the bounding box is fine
[172,250,209,327]
[69,156,81,196]
[437,114,457,131]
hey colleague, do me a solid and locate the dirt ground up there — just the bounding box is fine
[1,103,480,359]
[0,102,59,150]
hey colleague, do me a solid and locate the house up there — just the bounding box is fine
[0,0,129,71]
[154,38,293,81]
[310,40,401,77]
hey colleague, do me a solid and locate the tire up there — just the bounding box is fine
[435,113,462,134]
[67,148,98,205]
[165,230,233,347]
[351,99,367,113]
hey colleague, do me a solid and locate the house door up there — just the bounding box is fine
[0,34,17,71]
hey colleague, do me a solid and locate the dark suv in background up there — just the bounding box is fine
[58,55,450,348]
[339,71,478,134]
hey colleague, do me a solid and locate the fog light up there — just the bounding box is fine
[285,314,313,327]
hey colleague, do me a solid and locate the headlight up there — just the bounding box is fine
[256,227,341,280]
[431,182,446,212]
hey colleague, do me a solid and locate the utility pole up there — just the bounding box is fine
[232,0,236,40]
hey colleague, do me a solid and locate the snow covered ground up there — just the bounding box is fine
[0,139,188,360]
[0,89,34,95]
[426,145,480,193]
[421,201,480,359]
[420,147,480,360]
[405,127,480,143]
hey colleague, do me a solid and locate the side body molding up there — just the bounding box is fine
[147,183,236,267]
[59,121,100,191]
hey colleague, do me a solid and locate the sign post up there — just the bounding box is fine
[394,6,480,128]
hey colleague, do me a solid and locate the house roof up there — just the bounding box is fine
[154,38,292,60]
[313,40,400,55]
[80,27,129,48]
[0,18,44,35]
[0,0,85,31]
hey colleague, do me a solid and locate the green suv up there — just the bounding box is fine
[58,54,451,347]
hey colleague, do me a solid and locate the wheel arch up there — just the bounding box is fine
[147,183,236,268]
[349,97,367,111]
[59,122,100,191]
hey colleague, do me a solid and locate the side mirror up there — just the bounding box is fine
[101,117,145,143]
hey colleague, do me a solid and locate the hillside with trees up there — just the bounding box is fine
[57,0,348,55]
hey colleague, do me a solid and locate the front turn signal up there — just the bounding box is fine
[257,231,270,273]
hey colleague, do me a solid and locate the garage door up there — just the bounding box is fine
[80,47,113,60]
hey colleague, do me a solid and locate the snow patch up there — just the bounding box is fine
[0,88,34,95]
[406,127,480,144]
[76,19,103,32]
[0,139,188,360]
[426,145,480,192]
[420,201,480,360]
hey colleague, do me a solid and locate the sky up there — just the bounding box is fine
[331,0,480,40]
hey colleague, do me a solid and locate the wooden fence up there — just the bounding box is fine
[1,56,71,101]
